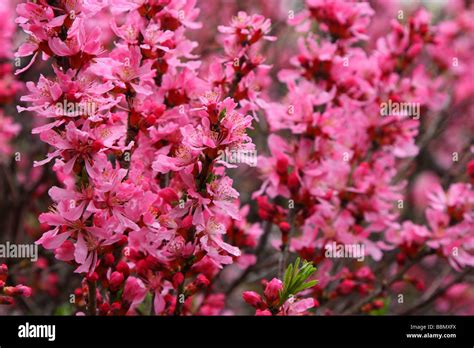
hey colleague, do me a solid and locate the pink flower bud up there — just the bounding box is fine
[264,278,283,306]
[3,284,31,297]
[355,266,375,282]
[242,291,265,309]
[0,295,14,305]
[55,240,75,262]
[109,272,124,291]
[195,274,210,288]
[255,309,272,316]
[16,285,32,297]
[338,279,356,295]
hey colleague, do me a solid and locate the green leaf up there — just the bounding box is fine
[138,292,153,314]
[280,258,318,304]
[294,280,318,294]
[284,263,293,287]
[53,303,74,316]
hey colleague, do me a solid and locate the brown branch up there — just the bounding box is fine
[87,280,97,316]
[342,249,433,314]
[278,207,295,279]
[224,220,273,295]
[1,164,19,202]
[400,268,472,315]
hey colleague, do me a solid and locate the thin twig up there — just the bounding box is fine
[278,207,295,279]
[400,268,472,315]
[342,249,433,314]
[87,280,97,316]
[224,220,273,295]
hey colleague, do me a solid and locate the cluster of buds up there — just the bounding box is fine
[243,258,318,315]
[0,264,32,305]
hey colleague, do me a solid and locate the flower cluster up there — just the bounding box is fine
[2,0,473,316]
[0,264,32,305]
[16,0,263,316]
[252,0,473,314]
[0,1,21,162]
[243,258,318,315]
[0,111,20,161]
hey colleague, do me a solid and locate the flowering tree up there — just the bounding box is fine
[0,0,472,316]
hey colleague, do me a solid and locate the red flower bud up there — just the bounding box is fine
[136,259,148,277]
[0,295,14,305]
[287,171,300,192]
[99,302,110,315]
[91,139,103,152]
[74,288,83,298]
[279,222,291,234]
[110,301,121,314]
[117,235,128,247]
[338,279,356,295]
[159,188,179,204]
[3,285,31,297]
[2,287,15,296]
[396,252,406,265]
[468,160,474,175]
[104,253,115,267]
[467,160,474,184]
[372,299,385,309]
[276,156,289,175]
[361,303,373,313]
[257,196,273,211]
[414,279,425,292]
[242,291,266,310]
[181,215,193,229]
[145,256,160,271]
[195,274,210,289]
[86,272,99,282]
[264,278,283,306]
[357,283,370,295]
[172,272,184,288]
[258,208,270,221]
[109,272,124,292]
[116,261,130,277]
